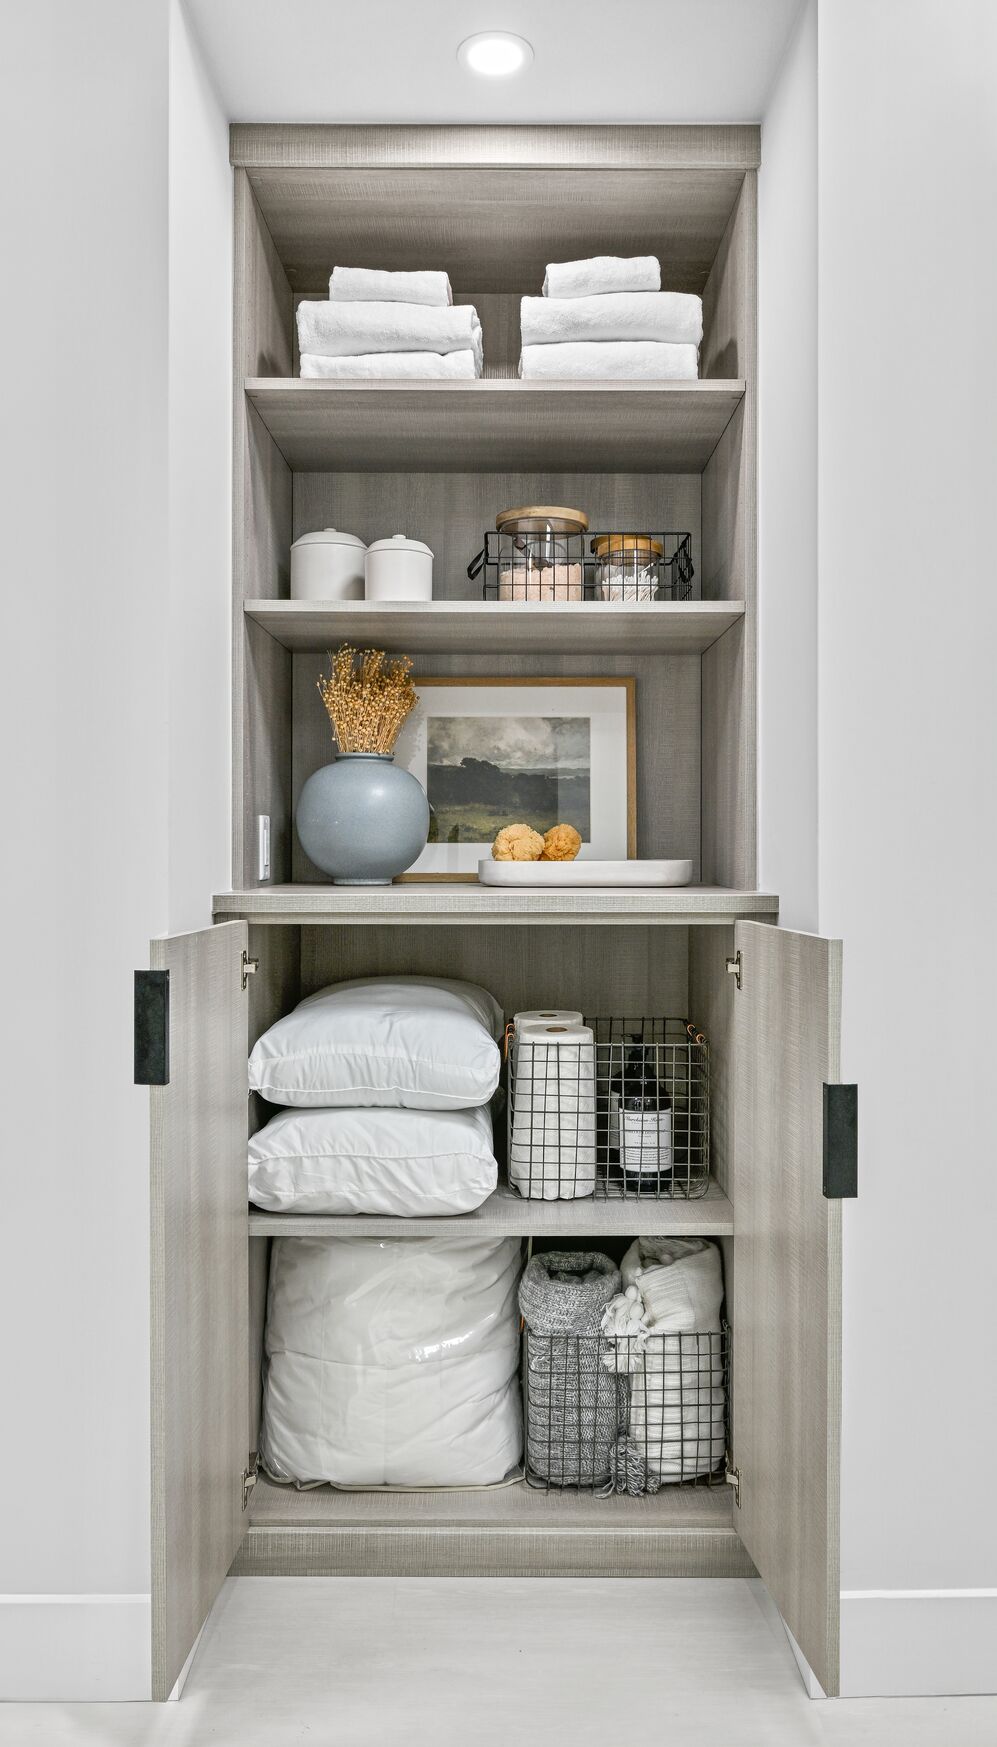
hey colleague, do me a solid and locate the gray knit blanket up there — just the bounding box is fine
[518,1251,622,1486]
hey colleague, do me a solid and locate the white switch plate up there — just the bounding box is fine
[257,814,271,883]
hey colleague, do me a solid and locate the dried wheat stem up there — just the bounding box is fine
[316,643,417,755]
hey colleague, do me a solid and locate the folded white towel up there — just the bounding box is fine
[330,266,453,307]
[300,350,480,380]
[520,341,699,381]
[543,255,661,300]
[297,299,483,368]
[522,291,703,349]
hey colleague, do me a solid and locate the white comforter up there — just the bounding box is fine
[261,1236,523,1488]
[620,1238,726,1482]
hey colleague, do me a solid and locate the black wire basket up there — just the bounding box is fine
[522,1325,730,1495]
[468,530,694,602]
[507,1017,710,1201]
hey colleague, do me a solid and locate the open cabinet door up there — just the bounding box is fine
[148,922,250,1699]
[731,921,842,1695]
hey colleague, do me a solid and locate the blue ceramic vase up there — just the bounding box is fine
[295,752,430,885]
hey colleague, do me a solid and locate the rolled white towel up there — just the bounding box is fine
[300,350,480,380]
[543,256,660,300]
[600,1287,651,1373]
[297,299,483,368]
[520,341,699,381]
[521,291,703,349]
[330,266,453,307]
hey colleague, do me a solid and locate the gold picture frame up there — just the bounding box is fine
[394,676,637,882]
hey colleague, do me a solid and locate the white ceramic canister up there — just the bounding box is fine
[365,534,434,602]
[290,528,367,601]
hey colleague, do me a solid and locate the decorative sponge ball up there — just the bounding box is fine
[492,823,545,862]
[540,824,582,862]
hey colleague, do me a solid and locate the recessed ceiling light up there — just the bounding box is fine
[457,32,534,77]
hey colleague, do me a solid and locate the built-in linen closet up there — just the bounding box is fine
[144,125,846,1703]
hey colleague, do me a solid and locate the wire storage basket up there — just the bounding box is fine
[507,1017,710,1201]
[468,530,694,602]
[522,1326,730,1495]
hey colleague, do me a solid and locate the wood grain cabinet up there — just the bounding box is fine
[146,126,845,1700]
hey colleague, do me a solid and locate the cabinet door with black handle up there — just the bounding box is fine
[147,921,250,1700]
[731,920,844,1697]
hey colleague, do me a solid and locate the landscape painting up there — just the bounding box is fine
[426,715,591,844]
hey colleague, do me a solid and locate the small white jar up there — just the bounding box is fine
[365,534,434,602]
[290,528,366,601]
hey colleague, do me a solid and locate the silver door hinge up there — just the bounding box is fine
[241,950,259,991]
[242,1453,259,1511]
[726,950,742,991]
[726,1465,741,1507]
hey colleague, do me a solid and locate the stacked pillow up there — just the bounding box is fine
[248,977,504,1216]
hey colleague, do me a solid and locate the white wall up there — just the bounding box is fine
[0,0,169,1701]
[0,0,232,1701]
[818,0,997,1696]
[758,0,817,930]
[169,0,233,931]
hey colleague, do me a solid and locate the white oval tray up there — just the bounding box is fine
[477,858,693,888]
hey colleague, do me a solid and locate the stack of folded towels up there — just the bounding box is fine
[296,266,483,380]
[519,255,702,380]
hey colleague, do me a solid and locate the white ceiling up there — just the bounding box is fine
[185,0,804,125]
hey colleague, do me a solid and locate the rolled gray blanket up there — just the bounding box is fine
[519,1251,621,1486]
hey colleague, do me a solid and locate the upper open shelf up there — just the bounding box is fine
[245,599,744,657]
[245,379,745,474]
[235,139,759,295]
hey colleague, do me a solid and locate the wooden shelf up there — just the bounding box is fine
[246,598,744,657]
[236,1472,752,1579]
[234,144,757,295]
[245,378,745,474]
[215,884,778,927]
[249,1176,733,1239]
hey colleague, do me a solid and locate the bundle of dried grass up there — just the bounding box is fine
[317,644,418,754]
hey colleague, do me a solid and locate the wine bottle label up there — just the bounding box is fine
[620,1108,673,1174]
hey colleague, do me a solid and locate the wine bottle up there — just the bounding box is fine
[619,1044,673,1184]
[607,1034,644,1155]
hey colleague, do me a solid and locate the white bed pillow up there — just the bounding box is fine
[248,976,504,1110]
[261,1235,523,1487]
[249,1104,498,1216]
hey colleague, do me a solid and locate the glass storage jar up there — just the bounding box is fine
[592,534,664,602]
[495,504,588,602]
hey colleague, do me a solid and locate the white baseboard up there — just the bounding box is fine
[0,1594,151,1700]
[840,1589,997,1696]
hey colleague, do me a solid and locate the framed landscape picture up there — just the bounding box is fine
[393,677,636,879]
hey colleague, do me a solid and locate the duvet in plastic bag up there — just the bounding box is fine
[261,1236,523,1487]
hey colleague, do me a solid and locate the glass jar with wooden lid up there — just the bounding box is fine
[495,504,588,602]
[592,534,665,602]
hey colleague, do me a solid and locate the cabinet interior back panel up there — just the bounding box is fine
[292,473,701,602]
[290,648,701,882]
[247,164,747,295]
[299,924,689,1020]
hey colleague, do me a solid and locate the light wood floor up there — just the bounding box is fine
[3,1579,997,1745]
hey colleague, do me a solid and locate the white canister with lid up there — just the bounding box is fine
[365,535,434,602]
[290,528,367,600]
